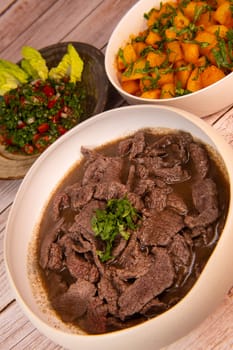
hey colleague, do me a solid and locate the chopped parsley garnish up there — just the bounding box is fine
[91,198,140,262]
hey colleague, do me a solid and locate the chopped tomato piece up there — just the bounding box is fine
[23,144,34,154]
[57,125,67,135]
[47,98,57,109]
[37,123,49,133]
[43,85,55,97]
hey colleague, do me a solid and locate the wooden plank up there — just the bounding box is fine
[0,0,103,62]
[0,0,15,14]
[0,207,15,311]
[212,109,233,147]
[162,292,233,350]
[10,328,62,350]
[0,179,21,212]
[64,0,138,49]
[0,301,38,348]
[0,0,57,55]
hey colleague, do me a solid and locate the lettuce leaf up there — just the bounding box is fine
[0,59,29,83]
[0,71,20,95]
[0,59,29,95]
[21,46,49,81]
[49,43,84,82]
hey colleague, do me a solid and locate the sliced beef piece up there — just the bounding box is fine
[82,150,123,186]
[138,208,184,247]
[94,181,127,201]
[167,192,188,215]
[129,131,146,160]
[185,178,219,228]
[189,142,209,179]
[136,163,150,179]
[168,233,193,285]
[118,248,174,320]
[51,279,96,322]
[144,186,172,211]
[47,242,63,270]
[52,192,70,221]
[147,132,192,164]
[127,191,145,212]
[134,178,155,196]
[115,235,153,280]
[82,296,108,334]
[39,218,64,269]
[151,164,191,184]
[65,250,99,283]
[117,131,145,159]
[73,199,105,234]
[65,183,95,210]
[98,274,119,315]
[110,236,128,260]
[140,297,167,317]
[126,164,136,191]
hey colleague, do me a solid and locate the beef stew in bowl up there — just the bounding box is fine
[37,129,229,334]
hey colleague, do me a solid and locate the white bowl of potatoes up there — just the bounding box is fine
[105,0,233,117]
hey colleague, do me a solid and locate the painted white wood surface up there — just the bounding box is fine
[0,1,233,349]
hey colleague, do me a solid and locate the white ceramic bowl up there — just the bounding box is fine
[105,0,233,117]
[4,105,233,350]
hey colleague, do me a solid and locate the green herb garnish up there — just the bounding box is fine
[91,198,140,262]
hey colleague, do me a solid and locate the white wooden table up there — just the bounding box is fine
[0,1,233,349]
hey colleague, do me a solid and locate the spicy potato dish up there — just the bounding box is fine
[116,0,233,99]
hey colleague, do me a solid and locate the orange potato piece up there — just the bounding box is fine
[181,42,200,64]
[147,8,160,27]
[195,31,217,56]
[132,42,147,57]
[201,65,225,87]
[121,80,140,94]
[175,60,193,88]
[117,44,137,70]
[206,24,229,38]
[166,41,183,63]
[145,31,162,47]
[165,27,177,40]
[161,83,175,98]
[173,11,190,28]
[196,10,216,27]
[153,69,174,86]
[214,1,233,26]
[182,1,205,20]
[140,89,161,99]
[187,67,203,92]
[121,58,147,81]
[147,51,167,67]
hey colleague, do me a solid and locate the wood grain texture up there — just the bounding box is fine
[0,0,233,349]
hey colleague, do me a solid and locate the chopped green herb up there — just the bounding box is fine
[91,198,140,262]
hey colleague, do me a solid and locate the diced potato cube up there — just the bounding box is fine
[201,65,225,87]
[145,31,162,46]
[173,11,190,28]
[117,44,137,70]
[121,80,140,94]
[175,60,193,88]
[166,41,183,63]
[140,89,161,99]
[187,67,203,92]
[147,51,167,67]
[161,83,175,98]
[206,24,229,38]
[121,58,147,81]
[181,42,200,64]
